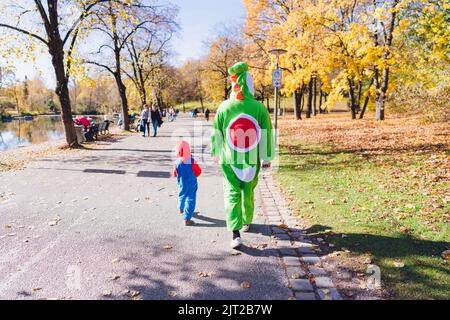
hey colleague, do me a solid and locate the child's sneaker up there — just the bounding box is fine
[230,237,243,249]
[231,230,242,249]
[184,220,193,226]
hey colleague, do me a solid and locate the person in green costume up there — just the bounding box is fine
[211,62,274,249]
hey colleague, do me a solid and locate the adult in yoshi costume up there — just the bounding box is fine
[211,62,274,249]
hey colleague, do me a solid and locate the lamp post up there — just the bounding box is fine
[269,48,287,132]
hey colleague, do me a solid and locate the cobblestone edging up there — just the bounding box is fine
[258,172,343,301]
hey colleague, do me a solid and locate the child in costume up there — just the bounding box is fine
[211,62,274,249]
[173,140,202,225]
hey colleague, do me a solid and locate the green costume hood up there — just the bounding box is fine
[228,62,255,101]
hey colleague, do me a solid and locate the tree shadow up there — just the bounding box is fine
[301,224,450,299]
[281,142,448,159]
[191,213,227,228]
[98,242,290,300]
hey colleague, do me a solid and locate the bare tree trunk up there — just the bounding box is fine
[47,1,77,146]
[111,9,130,131]
[307,79,313,118]
[224,78,229,101]
[312,77,317,116]
[347,78,357,120]
[357,80,362,113]
[294,85,305,120]
[200,95,204,113]
[49,42,77,146]
[360,93,371,120]
[293,89,300,120]
[300,85,305,113]
[374,0,398,121]
[115,74,129,130]
[360,78,374,119]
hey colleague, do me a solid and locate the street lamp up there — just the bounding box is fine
[269,48,287,132]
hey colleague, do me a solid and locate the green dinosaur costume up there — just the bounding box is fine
[211,62,274,232]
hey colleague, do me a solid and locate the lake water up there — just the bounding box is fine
[0,115,110,151]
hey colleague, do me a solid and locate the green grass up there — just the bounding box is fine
[275,142,449,300]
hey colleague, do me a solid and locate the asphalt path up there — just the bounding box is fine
[0,115,290,300]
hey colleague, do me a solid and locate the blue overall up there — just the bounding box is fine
[175,158,198,221]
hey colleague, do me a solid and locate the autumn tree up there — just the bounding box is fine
[242,0,430,120]
[0,0,126,146]
[122,6,178,107]
[203,23,244,102]
[83,1,170,130]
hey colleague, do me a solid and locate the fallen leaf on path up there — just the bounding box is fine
[7,233,17,237]
[112,258,120,263]
[102,290,112,297]
[5,225,12,229]
[326,199,337,205]
[240,282,251,289]
[291,273,302,279]
[32,287,42,292]
[129,290,140,298]
[278,224,289,230]
[111,275,120,281]
[394,261,405,268]
[134,198,140,202]
[169,291,178,297]
[322,289,331,295]
[164,245,173,250]
[442,250,450,261]
[198,272,209,278]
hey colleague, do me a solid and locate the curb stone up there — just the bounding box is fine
[258,172,343,301]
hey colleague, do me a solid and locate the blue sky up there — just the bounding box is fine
[170,0,245,64]
[9,0,246,86]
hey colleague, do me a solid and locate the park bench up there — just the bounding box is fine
[89,120,111,140]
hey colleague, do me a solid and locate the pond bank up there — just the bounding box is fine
[0,126,125,172]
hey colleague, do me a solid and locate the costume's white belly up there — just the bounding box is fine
[231,165,256,183]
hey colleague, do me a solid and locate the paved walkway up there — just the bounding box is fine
[0,115,342,300]
[0,115,292,300]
